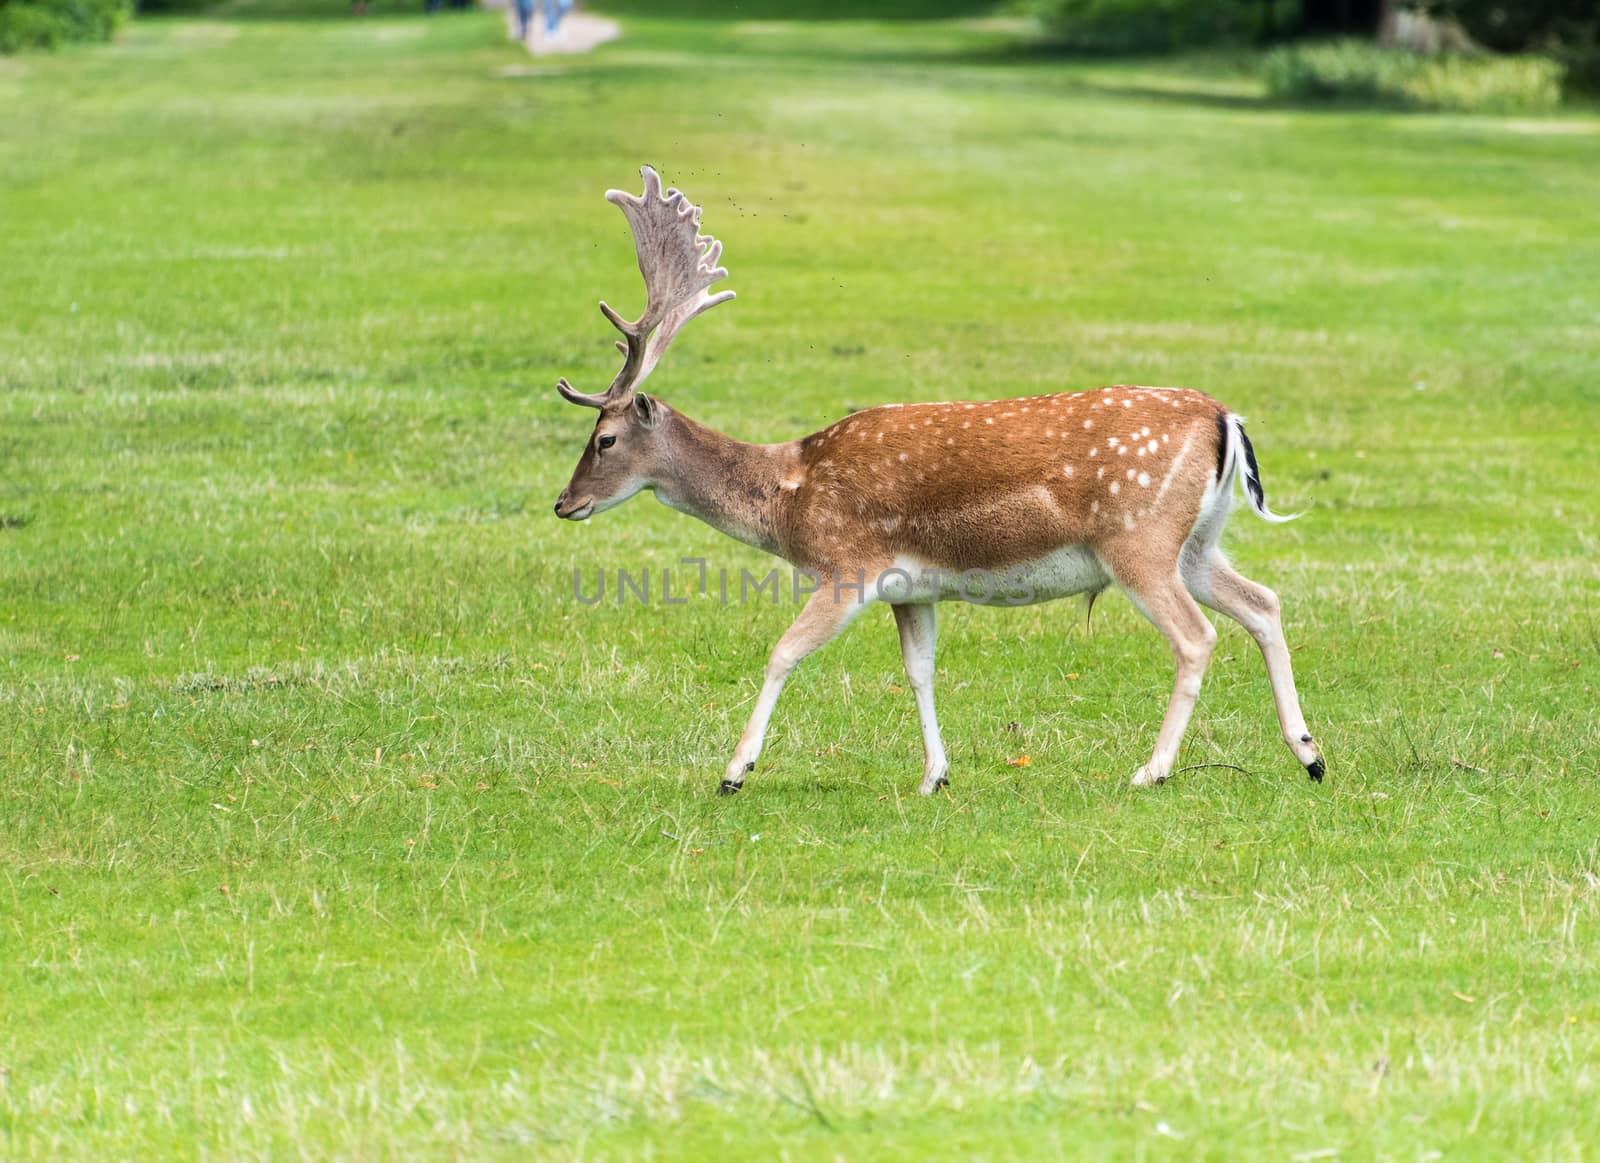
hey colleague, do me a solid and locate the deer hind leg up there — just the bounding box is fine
[719,585,866,795]
[893,602,948,795]
[1105,553,1218,788]
[1184,549,1324,781]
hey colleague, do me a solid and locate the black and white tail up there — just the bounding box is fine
[1224,413,1299,524]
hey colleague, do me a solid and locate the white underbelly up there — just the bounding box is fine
[881,547,1109,607]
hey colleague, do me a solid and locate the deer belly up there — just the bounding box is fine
[882,547,1108,607]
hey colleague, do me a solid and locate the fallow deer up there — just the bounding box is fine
[554,167,1324,795]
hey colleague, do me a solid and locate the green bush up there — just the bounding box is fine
[1559,37,1600,94]
[0,1,63,48]
[1020,0,1296,54]
[0,0,131,52]
[1427,0,1600,95]
[1263,40,1567,111]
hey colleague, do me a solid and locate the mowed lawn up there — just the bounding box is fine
[3,3,1599,1157]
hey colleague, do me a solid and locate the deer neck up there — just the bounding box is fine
[651,407,794,554]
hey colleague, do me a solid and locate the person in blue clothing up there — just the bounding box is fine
[540,0,572,37]
[513,0,535,38]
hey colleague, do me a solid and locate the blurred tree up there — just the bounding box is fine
[1424,0,1598,52]
[1424,0,1600,91]
[1299,0,1387,35]
[1030,0,1597,92]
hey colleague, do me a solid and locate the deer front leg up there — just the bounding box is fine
[720,586,866,795]
[893,602,948,795]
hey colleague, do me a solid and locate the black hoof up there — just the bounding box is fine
[718,779,742,796]
[934,775,949,790]
[1306,757,1326,783]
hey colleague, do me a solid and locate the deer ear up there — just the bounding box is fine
[633,393,660,430]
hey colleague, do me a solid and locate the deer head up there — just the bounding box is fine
[553,166,735,521]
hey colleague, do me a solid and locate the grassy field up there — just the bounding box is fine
[3,2,1599,1157]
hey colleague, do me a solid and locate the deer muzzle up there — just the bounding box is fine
[553,490,594,521]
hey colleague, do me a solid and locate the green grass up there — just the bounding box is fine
[3,4,1600,1158]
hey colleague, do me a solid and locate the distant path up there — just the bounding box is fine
[482,1,620,55]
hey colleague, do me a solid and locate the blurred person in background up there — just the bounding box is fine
[540,0,571,40]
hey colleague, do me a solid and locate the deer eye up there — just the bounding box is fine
[597,434,617,451]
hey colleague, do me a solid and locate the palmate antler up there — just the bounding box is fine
[557,166,735,410]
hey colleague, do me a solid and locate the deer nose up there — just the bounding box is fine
[554,490,570,516]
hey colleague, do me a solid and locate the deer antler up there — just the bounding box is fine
[557,165,735,410]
